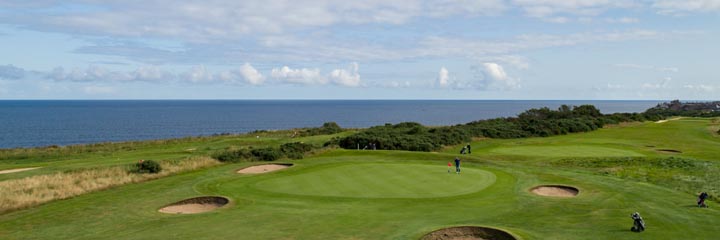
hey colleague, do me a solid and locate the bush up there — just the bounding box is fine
[250,148,282,161]
[280,142,314,159]
[135,159,161,173]
[212,148,252,163]
[300,122,343,136]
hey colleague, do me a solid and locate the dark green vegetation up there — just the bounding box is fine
[134,159,161,173]
[1,108,720,239]
[338,105,660,152]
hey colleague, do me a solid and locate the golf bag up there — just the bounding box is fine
[631,212,645,232]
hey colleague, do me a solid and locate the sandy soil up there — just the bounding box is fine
[531,186,579,197]
[158,196,228,214]
[656,117,682,123]
[421,226,516,240]
[237,164,291,174]
[0,167,41,175]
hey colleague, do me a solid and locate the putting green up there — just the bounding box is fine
[254,163,496,198]
[490,145,644,157]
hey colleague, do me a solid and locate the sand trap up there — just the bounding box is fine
[657,149,682,153]
[158,196,229,214]
[0,167,41,175]
[656,117,682,123]
[530,185,579,197]
[237,164,292,174]
[421,226,517,240]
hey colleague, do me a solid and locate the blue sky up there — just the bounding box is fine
[0,0,718,100]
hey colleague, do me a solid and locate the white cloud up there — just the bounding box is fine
[614,63,679,73]
[82,85,115,94]
[605,17,639,23]
[653,0,720,15]
[512,0,639,21]
[271,66,326,85]
[4,1,507,42]
[437,67,450,87]
[683,84,717,92]
[238,63,265,85]
[180,65,214,83]
[50,65,174,82]
[329,62,361,87]
[477,62,520,90]
[0,64,25,80]
[217,63,265,85]
[641,77,672,89]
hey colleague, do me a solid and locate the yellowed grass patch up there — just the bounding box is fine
[0,156,219,213]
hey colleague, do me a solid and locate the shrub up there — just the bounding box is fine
[135,159,161,174]
[280,142,314,159]
[300,122,343,136]
[250,148,282,161]
[212,148,252,163]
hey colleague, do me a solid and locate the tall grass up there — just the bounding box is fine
[552,157,719,202]
[0,156,219,213]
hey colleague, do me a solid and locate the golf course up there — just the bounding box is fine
[1,117,719,239]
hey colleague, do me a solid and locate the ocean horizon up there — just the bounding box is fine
[0,100,662,149]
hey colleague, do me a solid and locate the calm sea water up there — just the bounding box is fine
[0,100,660,149]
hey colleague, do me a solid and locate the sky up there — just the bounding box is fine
[0,0,718,100]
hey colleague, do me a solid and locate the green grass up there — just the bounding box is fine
[255,163,495,198]
[489,145,644,157]
[1,118,720,239]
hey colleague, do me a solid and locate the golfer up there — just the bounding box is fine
[466,144,471,154]
[698,192,709,207]
[454,157,461,174]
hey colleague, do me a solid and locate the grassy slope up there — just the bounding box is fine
[1,118,719,239]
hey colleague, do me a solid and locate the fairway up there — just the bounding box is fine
[254,163,496,198]
[490,145,644,157]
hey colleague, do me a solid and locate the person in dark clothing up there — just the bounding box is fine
[631,212,645,232]
[454,157,461,174]
[466,144,471,154]
[698,192,709,208]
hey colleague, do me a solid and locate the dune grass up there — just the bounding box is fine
[0,157,219,213]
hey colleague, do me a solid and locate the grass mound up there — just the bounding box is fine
[254,163,496,198]
[158,196,229,214]
[530,185,579,197]
[237,163,293,174]
[421,226,517,240]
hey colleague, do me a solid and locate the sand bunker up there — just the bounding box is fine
[0,167,41,175]
[657,149,682,153]
[530,185,579,197]
[237,164,292,174]
[421,226,517,240]
[158,196,229,214]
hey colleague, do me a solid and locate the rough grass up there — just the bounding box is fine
[0,157,219,213]
[551,157,719,201]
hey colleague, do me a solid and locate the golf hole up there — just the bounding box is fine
[530,185,579,197]
[237,163,293,174]
[158,196,229,214]
[421,226,517,240]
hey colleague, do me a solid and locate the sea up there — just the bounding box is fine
[0,100,661,149]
